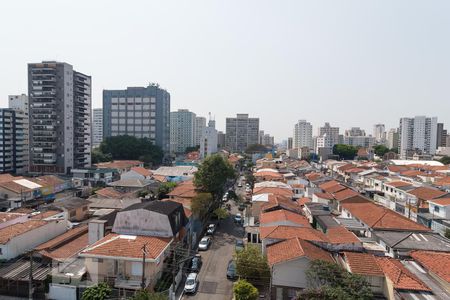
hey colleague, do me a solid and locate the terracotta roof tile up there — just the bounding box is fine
[167,181,198,199]
[343,252,384,276]
[325,184,347,194]
[260,225,325,241]
[81,233,171,260]
[428,198,450,206]
[260,210,310,227]
[408,187,448,201]
[385,181,412,188]
[0,212,26,224]
[95,187,124,198]
[36,226,89,261]
[333,189,360,201]
[319,180,340,190]
[326,226,360,244]
[31,210,61,220]
[267,238,333,266]
[296,197,311,206]
[254,171,283,179]
[253,187,294,198]
[0,174,16,183]
[0,220,48,244]
[0,181,34,193]
[314,192,334,200]
[411,251,450,283]
[376,257,431,291]
[341,201,430,232]
[130,166,152,177]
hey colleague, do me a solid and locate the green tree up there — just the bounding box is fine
[91,148,112,164]
[245,144,268,154]
[233,279,258,300]
[445,228,450,239]
[128,289,167,300]
[213,207,229,220]
[81,282,112,300]
[245,173,256,189]
[157,182,177,199]
[235,244,270,284]
[191,192,213,219]
[373,145,390,157]
[300,260,373,300]
[99,135,163,166]
[194,154,236,199]
[439,156,450,165]
[332,144,358,160]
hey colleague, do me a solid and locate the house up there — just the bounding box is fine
[71,168,120,188]
[121,167,153,181]
[267,237,333,299]
[52,197,91,222]
[95,160,144,175]
[425,198,450,235]
[94,187,133,199]
[0,178,42,208]
[338,252,384,296]
[167,180,198,200]
[410,251,450,293]
[108,178,158,195]
[0,212,29,229]
[80,234,172,290]
[0,218,67,260]
[376,257,433,300]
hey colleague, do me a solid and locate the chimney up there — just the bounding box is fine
[88,219,107,245]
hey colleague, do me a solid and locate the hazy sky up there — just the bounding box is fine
[1,0,449,141]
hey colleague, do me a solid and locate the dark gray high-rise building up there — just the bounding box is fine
[437,123,447,147]
[225,114,259,152]
[103,84,170,152]
[28,61,91,174]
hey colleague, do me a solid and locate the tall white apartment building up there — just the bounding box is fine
[386,128,399,149]
[343,136,375,148]
[314,134,332,154]
[92,108,103,148]
[345,127,366,137]
[170,109,196,153]
[373,124,386,143]
[293,120,313,149]
[8,94,29,174]
[318,123,339,146]
[28,61,91,174]
[399,116,438,159]
[199,119,218,158]
[194,116,206,147]
[225,114,259,152]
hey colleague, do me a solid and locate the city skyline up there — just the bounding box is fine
[0,1,449,140]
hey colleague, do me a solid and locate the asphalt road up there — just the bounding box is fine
[183,186,245,300]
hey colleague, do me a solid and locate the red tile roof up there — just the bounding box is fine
[325,184,347,194]
[385,181,412,188]
[260,210,310,227]
[314,192,334,200]
[130,166,152,177]
[376,257,431,291]
[296,197,311,206]
[410,251,450,283]
[36,226,89,261]
[253,187,294,198]
[267,238,333,266]
[428,198,450,206]
[305,173,323,181]
[326,226,360,244]
[167,181,198,199]
[96,160,142,170]
[0,212,26,224]
[343,252,384,276]
[0,174,16,183]
[260,226,326,242]
[30,210,61,220]
[254,171,283,179]
[338,164,357,172]
[408,187,448,201]
[319,180,340,190]
[95,187,124,198]
[333,189,360,201]
[81,233,171,260]
[341,201,430,232]
[0,220,48,244]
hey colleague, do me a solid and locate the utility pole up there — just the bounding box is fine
[29,251,33,300]
[141,243,148,290]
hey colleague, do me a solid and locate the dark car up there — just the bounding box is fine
[235,239,244,252]
[189,255,202,272]
[226,260,237,280]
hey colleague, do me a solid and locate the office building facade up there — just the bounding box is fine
[28,61,91,174]
[103,84,170,152]
[170,109,196,154]
[194,116,206,147]
[225,114,259,152]
[92,108,103,148]
[373,124,386,143]
[399,116,438,159]
[436,123,447,147]
[318,122,339,146]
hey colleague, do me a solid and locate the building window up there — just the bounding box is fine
[434,206,440,213]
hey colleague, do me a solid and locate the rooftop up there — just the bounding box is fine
[267,237,333,266]
[408,186,448,201]
[410,251,450,283]
[260,225,326,242]
[376,257,431,292]
[0,220,48,244]
[342,252,384,276]
[260,209,310,227]
[81,233,171,260]
[373,231,450,253]
[0,212,26,225]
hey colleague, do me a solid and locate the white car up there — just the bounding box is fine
[184,273,198,294]
[234,213,242,223]
[206,224,216,235]
[198,236,211,251]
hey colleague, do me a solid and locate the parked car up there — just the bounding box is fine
[226,260,237,280]
[184,273,199,294]
[198,236,211,251]
[234,213,242,223]
[189,255,202,272]
[206,224,216,235]
[235,239,244,251]
[237,183,242,188]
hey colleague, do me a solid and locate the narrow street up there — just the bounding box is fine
[182,182,245,300]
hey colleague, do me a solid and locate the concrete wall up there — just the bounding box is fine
[113,209,173,238]
[271,257,310,289]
